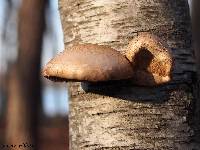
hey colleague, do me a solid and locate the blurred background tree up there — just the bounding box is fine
[6,0,47,148]
[0,0,68,149]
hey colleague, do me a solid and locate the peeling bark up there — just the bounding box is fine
[59,0,200,149]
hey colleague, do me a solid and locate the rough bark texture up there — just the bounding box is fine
[59,0,200,149]
[192,0,200,77]
[6,0,46,149]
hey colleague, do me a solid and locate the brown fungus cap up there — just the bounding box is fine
[125,33,173,86]
[43,44,134,82]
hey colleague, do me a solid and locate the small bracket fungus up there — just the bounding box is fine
[125,33,173,86]
[43,44,134,82]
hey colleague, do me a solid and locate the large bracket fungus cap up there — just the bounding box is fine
[43,44,134,82]
[125,33,173,86]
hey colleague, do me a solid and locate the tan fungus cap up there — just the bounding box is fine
[43,44,134,82]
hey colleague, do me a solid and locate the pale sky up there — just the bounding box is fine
[0,1,6,73]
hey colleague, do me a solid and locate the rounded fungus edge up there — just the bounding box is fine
[42,43,134,83]
[125,32,173,86]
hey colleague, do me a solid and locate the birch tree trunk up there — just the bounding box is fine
[59,0,200,149]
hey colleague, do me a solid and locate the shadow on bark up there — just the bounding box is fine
[81,48,172,103]
[81,81,176,103]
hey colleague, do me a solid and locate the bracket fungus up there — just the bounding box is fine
[125,33,173,86]
[43,34,173,87]
[42,44,134,82]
